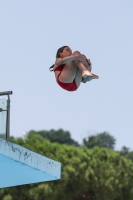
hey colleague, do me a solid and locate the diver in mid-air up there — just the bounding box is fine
[50,46,99,92]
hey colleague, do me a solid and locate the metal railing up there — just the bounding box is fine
[0,91,13,140]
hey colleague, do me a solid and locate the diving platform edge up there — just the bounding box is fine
[0,138,61,188]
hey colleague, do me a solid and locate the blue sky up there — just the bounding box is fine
[0,0,133,150]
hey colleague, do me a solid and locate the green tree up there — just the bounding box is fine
[120,146,130,155]
[120,146,133,162]
[2,135,133,200]
[83,132,116,149]
[28,129,79,146]
[125,152,133,162]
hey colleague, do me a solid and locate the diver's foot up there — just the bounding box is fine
[82,76,93,83]
[82,71,99,79]
[82,73,99,83]
[81,77,87,83]
[82,70,93,79]
[91,73,99,79]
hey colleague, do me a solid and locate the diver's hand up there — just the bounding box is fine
[79,54,88,66]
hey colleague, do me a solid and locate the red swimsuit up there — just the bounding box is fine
[54,64,78,92]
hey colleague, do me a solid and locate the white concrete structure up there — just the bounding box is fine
[0,138,61,188]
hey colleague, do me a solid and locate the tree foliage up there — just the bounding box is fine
[120,146,133,162]
[1,133,133,200]
[28,129,79,146]
[83,132,116,149]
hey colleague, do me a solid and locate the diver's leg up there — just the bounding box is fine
[73,51,98,79]
[74,68,82,87]
[59,53,98,85]
[73,59,99,79]
[59,62,78,83]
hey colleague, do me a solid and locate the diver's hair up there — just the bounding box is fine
[49,46,68,71]
[56,46,68,58]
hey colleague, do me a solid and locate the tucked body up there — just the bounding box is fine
[50,46,99,92]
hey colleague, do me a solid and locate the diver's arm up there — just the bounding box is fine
[53,55,80,70]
